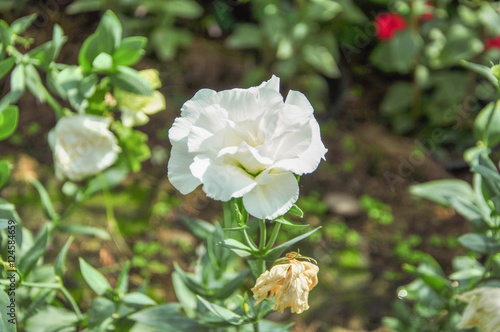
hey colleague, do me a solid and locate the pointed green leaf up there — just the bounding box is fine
[287,204,304,217]
[55,236,74,278]
[112,36,147,67]
[122,292,156,306]
[219,238,253,258]
[272,217,309,229]
[18,225,48,276]
[0,105,18,141]
[265,226,321,261]
[196,296,244,325]
[0,288,16,332]
[57,224,110,239]
[0,160,11,189]
[129,303,207,331]
[110,66,153,95]
[459,233,500,254]
[30,178,58,221]
[0,57,14,80]
[116,261,131,296]
[79,257,112,295]
[10,14,37,34]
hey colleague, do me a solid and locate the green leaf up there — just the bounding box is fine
[162,0,203,19]
[219,238,253,258]
[173,262,208,296]
[112,36,147,67]
[54,236,74,278]
[98,10,122,49]
[24,306,77,332]
[474,100,500,147]
[10,64,25,101]
[18,225,48,276]
[212,270,250,299]
[371,31,422,74]
[24,64,46,102]
[172,272,197,318]
[9,14,36,34]
[272,217,309,229]
[459,233,500,254]
[0,105,18,141]
[287,204,304,218]
[0,288,16,332]
[380,82,414,116]
[302,44,340,78]
[0,20,12,47]
[150,27,191,61]
[92,52,113,71]
[57,224,110,240]
[0,160,11,189]
[265,226,322,261]
[65,0,106,14]
[180,216,215,241]
[129,303,207,331]
[83,166,129,197]
[116,261,131,296]
[461,60,499,87]
[30,178,58,221]
[0,57,14,80]
[196,296,245,325]
[78,34,100,72]
[110,66,153,95]
[79,257,112,295]
[410,179,475,206]
[122,292,156,306]
[87,297,115,327]
[225,24,261,49]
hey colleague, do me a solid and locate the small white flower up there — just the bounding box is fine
[114,69,166,127]
[251,252,319,314]
[167,76,327,219]
[458,287,500,332]
[49,115,121,181]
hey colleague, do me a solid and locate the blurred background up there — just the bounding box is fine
[2,0,500,330]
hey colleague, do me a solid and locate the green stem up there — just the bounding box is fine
[60,284,83,320]
[97,173,132,257]
[263,223,281,252]
[258,220,266,252]
[43,87,65,119]
[243,228,258,252]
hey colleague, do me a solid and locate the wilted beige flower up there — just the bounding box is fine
[458,287,500,332]
[251,252,318,314]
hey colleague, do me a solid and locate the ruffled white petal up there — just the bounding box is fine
[167,146,201,194]
[201,164,257,201]
[243,170,299,220]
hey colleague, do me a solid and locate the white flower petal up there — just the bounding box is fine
[243,170,298,219]
[167,145,201,194]
[50,115,120,181]
[201,164,257,201]
[180,88,217,118]
[273,120,327,174]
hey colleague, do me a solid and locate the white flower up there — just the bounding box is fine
[251,253,319,314]
[458,287,500,332]
[114,69,166,127]
[167,76,327,220]
[49,115,121,181]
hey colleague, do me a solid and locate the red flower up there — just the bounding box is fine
[485,36,500,50]
[375,13,407,41]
